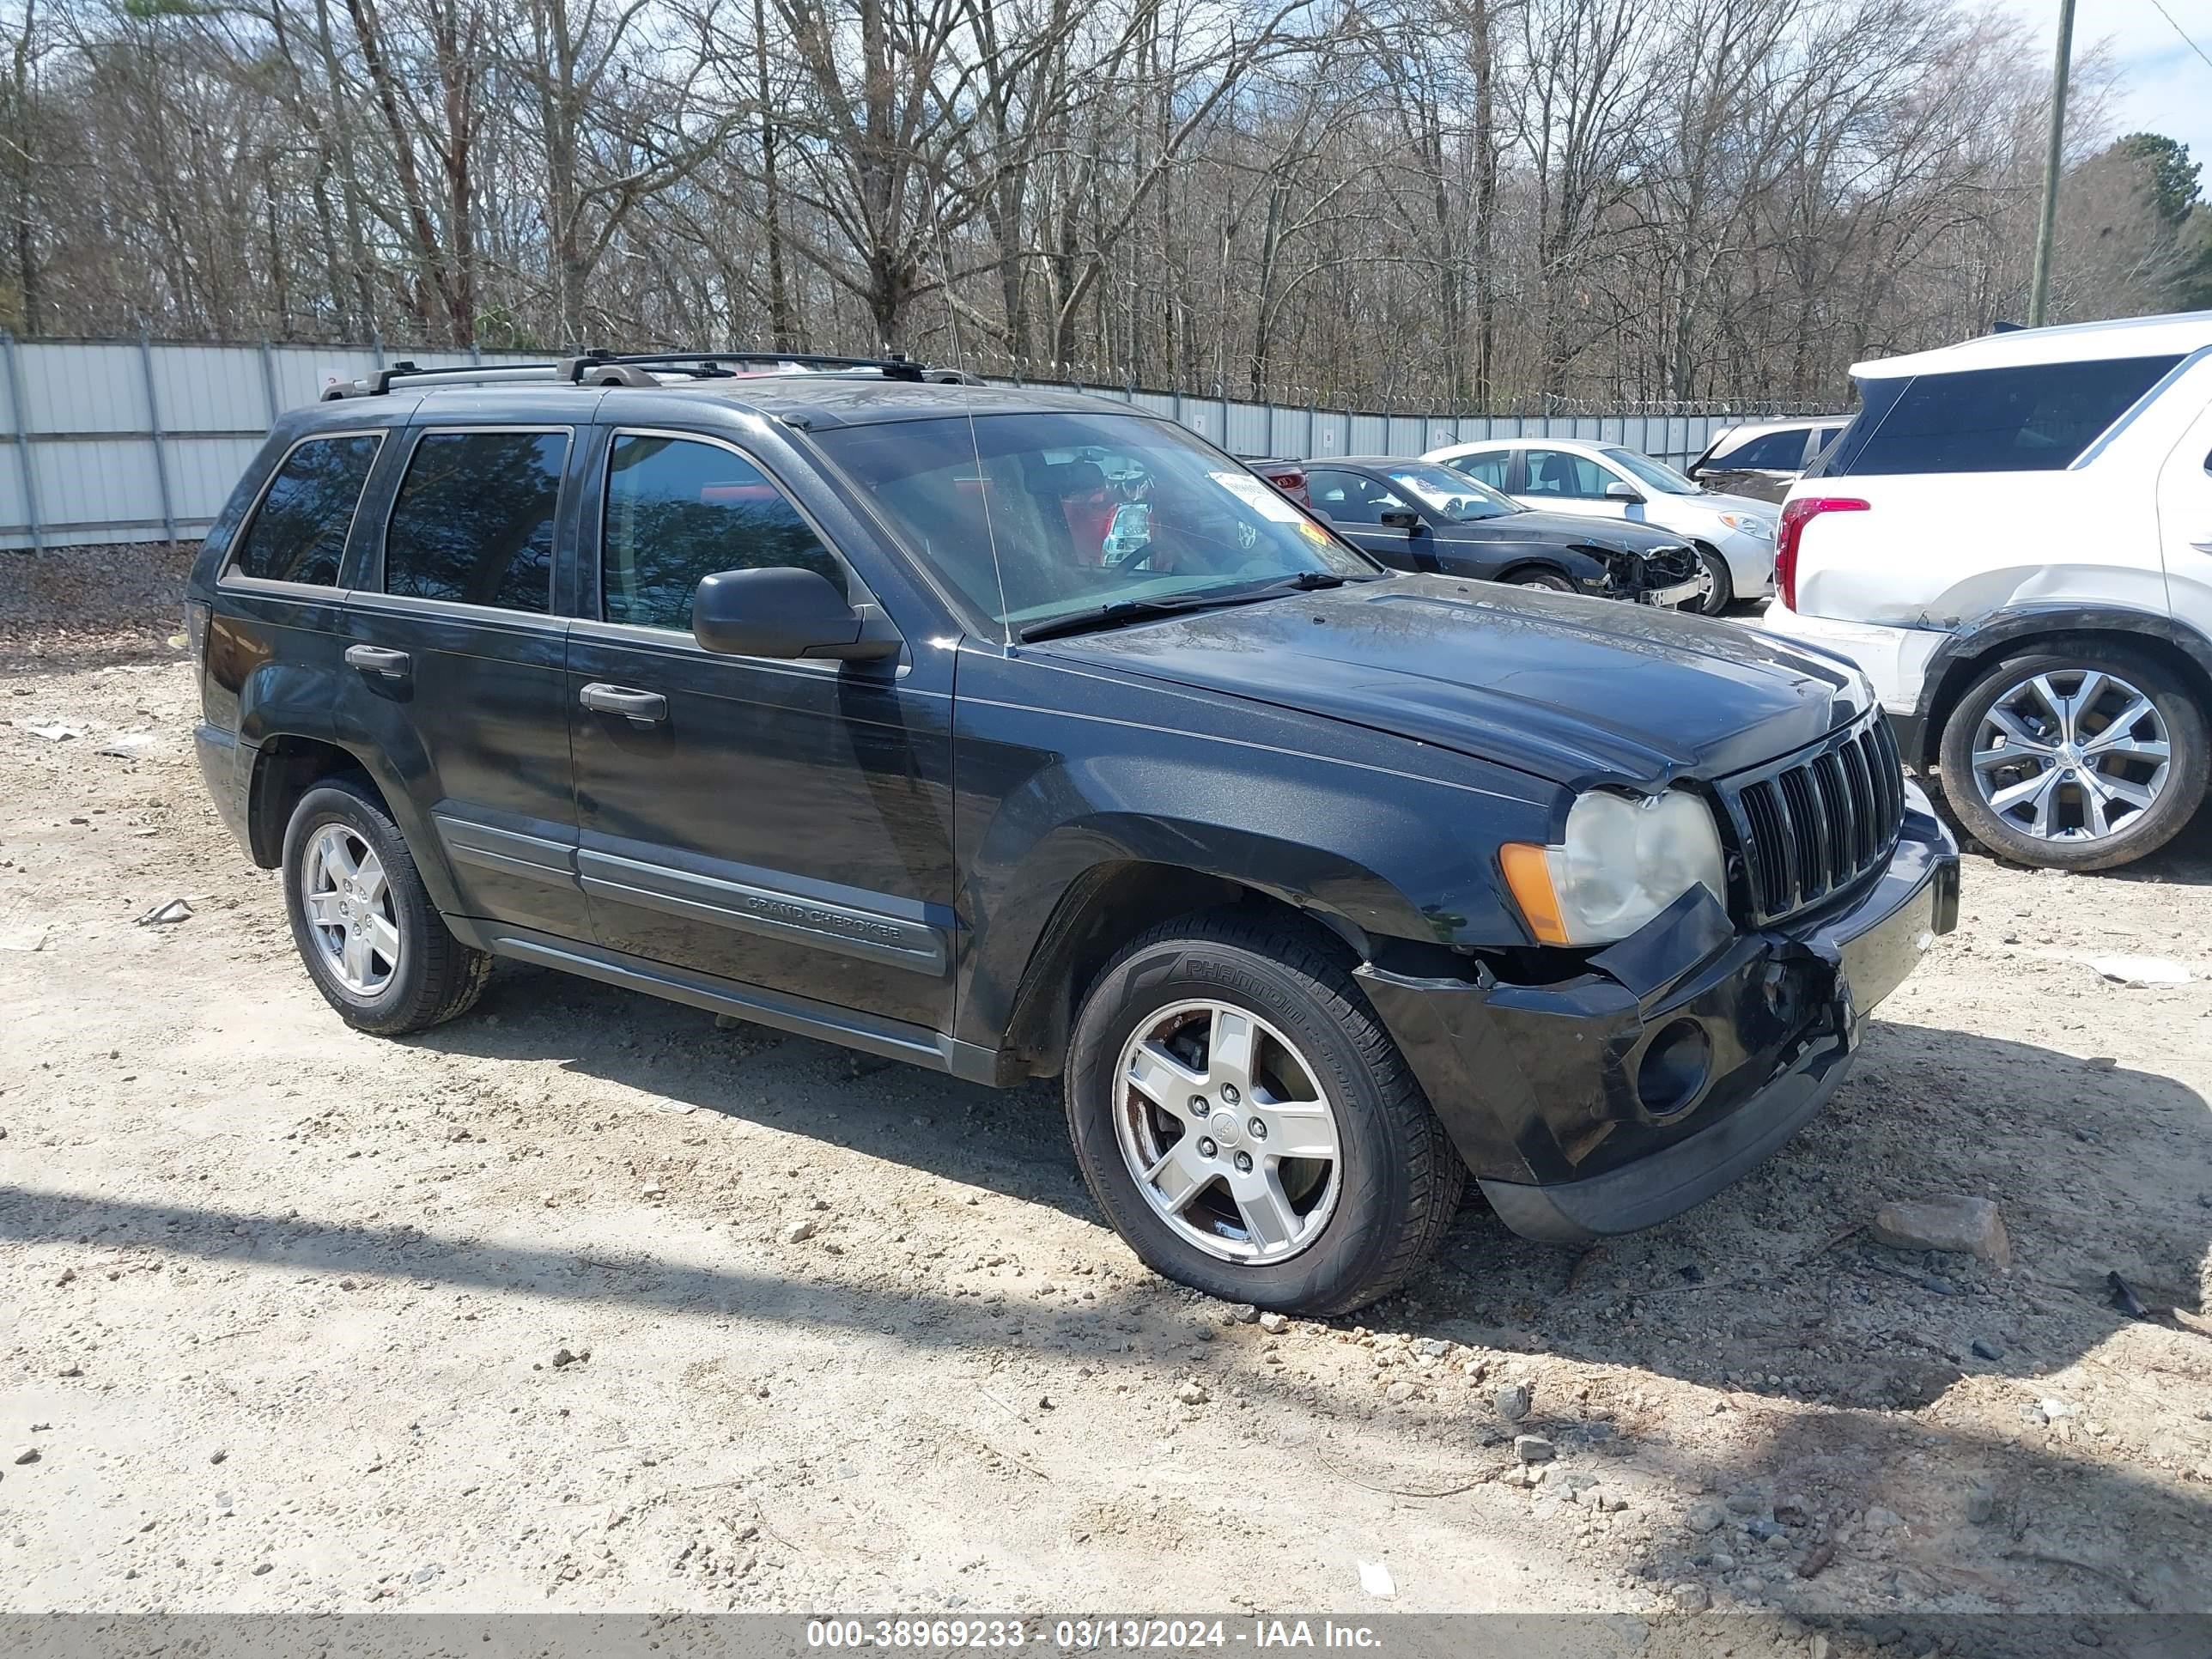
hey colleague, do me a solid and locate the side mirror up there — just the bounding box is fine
[691,567,900,662]
[1308,507,1333,525]
[1605,480,1644,503]
[1378,508,1423,532]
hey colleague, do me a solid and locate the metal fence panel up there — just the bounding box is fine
[0,337,1815,548]
[1224,400,1271,455]
[150,346,264,436]
[39,435,165,526]
[268,346,376,410]
[22,343,146,434]
[0,431,21,534]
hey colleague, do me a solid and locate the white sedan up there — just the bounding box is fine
[1420,436,1777,614]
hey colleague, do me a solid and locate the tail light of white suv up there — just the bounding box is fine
[1775,496,1868,610]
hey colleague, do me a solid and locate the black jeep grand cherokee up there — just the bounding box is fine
[187,353,1958,1315]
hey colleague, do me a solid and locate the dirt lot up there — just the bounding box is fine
[3,549,2212,1643]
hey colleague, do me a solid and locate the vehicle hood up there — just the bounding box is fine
[1454,510,1688,554]
[1032,574,1867,787]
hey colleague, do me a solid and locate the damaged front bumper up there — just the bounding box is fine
[1358,781,1960,1243]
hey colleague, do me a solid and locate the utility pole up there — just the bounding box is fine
[2027,0,2077,327]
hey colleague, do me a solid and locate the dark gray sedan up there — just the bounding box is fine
[1304,459,1709,608]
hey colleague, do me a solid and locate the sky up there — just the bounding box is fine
[2022,0,2212,185]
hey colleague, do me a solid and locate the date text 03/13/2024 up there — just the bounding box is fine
[804,1621,1383,1650]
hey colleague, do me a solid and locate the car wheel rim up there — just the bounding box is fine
[1971,668,2171,844]
[1112,1000,1343,1266]
[301,824,400,995]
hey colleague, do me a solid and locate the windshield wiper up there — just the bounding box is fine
[1018,571,1347,643]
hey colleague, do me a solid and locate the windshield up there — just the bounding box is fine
[1601,447,1701,495]
[811,412,1378,635]
[1383,465,1520,521]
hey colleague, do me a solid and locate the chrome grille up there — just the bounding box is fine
[1724,714,1904,924]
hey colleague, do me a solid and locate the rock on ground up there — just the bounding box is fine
[1869,1194,2012,1268]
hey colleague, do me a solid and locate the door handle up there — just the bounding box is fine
[2191,534,2212,553]
[343,644,410,678]
[579,683,668,726]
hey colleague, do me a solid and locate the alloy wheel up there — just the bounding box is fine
[1113,1000,1343,1264]
[1971,668,2171,844]
[300,823,401,995]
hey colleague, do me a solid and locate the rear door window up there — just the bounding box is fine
[383,429,568,613]
[602,434,848,632]
[228,434,383,586]
[1445,450,1512,490]
[1832,356,2182,476]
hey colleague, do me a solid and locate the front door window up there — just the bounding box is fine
[1521,449,1610,500]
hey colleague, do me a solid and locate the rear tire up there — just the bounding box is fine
[1063,913,1462,1316]
[1937,643,2207,871]
[281,776,492,1034]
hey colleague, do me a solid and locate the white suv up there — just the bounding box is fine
[1763,309,2212,870]
[1421,434,1778,614]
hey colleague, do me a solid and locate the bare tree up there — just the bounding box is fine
[0,0,2174,410]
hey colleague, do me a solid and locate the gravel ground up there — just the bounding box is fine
[2,547,2210,1646]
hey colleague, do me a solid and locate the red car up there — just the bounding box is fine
[1249,458,1310,507]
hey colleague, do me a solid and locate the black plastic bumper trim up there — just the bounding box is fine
[1475,1034,1850,1243]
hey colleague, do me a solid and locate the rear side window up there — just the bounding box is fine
[383,430,568,613]
[228,434,382,586]
[1831,356,2182,476]
[602,434,848,632]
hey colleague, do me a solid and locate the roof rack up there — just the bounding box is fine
[320,360,563,400]
[318,349,983,400]
[558,349,968,385]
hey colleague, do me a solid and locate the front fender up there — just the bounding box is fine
[949,659,1559,1054]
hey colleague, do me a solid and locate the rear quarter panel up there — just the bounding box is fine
[1788,471,2166,627]
[1790,355,2212,629]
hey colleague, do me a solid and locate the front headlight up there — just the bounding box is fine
[1718,512,1773,541]
[1500,789,1726,945]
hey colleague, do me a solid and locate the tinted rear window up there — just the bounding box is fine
[383,430,568,613]
[1714,428,1809,471]
[228,434,382,586]
[1826,355,2180,476]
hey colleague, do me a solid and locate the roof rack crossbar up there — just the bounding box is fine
[321,360,564,400]
[561,349,928,384]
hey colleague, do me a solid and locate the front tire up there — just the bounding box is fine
[1504,568,1579,594]
[1937,644,2208,871]
[1063,913,1462,1316]
[1692,544,1735,615]
[281,775,492,1034]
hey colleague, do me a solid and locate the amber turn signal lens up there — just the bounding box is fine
[1499,842,1571,946]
